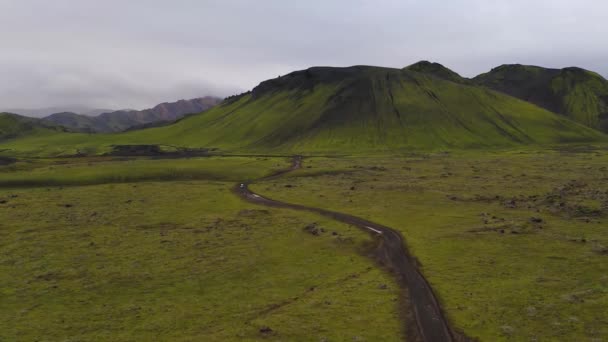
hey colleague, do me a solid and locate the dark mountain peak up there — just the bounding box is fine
[404,61,467,83]
[489,63,553,72]
[252,65,395,98]
[559,66,606,81]
[475,64,608,131]
[477,64,604,80]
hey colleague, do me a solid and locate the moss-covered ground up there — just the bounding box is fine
[0,157,401,341]
[251,148,608,341]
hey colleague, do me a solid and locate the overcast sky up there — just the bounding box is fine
[1,0,606,114]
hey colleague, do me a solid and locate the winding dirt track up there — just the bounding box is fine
[235,156,455,342]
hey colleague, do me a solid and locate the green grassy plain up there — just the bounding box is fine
[0,156,286,187]
[0,157,402,341]
[251,149,608,341]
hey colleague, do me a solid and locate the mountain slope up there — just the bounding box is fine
[1,66,604,156]
[0,113,67,141]
[43,97,222,133]
[474,64,608,131]
[404,61,469,84]
[43,112,113,133]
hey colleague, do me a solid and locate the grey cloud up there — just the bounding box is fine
[1,0,606,114]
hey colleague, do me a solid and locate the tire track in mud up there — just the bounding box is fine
[235,156,461,342]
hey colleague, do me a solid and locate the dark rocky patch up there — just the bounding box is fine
[0,156,16,165]
[259,326,273,334]
[106,145,211,157]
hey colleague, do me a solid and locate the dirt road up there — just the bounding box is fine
[235,156,457,342]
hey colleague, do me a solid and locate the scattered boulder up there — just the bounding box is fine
[0,156,16,165]
[259,326,273,334]
[304,223,322,236]
[592,243,608,255]
[500,325,515,336]
[238,209,270,217]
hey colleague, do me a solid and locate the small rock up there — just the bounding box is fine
[530,217,543,223]
[378,284,388,290]
[259,326,273,334]
[500,325,515,336]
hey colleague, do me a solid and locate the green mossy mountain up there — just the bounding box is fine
[0,113,67,141]
[474,64,608,132]
[1,65,603,156]
[404,61,469,84]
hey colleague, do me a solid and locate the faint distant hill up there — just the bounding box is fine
[3,106,113,118]
[42,97,222,133]
[0,112,67,141]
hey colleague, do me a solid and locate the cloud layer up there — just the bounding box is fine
[1,0,606,113]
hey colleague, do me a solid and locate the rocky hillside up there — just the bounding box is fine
[43,97,222,133]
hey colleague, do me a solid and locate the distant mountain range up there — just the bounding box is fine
[38,97,222,133]
[3,107,114,118]
[2,61,608,156]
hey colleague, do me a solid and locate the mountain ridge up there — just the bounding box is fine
[1,64,606,156]
[42,96,222,133]
[473,64,608,131]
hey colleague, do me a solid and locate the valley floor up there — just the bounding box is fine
[0,157,401,341]
[252,148,608,341]
[1,149,607,341]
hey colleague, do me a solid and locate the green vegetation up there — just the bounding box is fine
[0,113,66,141]
[0,157,402,341]
[251,150,608,341]
[404,60,469,84]
[43,112,109,133]
[1,66,604,157]
[474,64,608,132]
[0,157,285,187]
[3,62,608,341]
